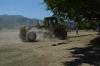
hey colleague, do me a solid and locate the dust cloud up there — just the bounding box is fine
[29,27,55,41]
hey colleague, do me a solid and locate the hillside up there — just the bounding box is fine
[0,15,43,29]
[0,15,75,30]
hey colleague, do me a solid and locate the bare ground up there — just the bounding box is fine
[0,30,99,66]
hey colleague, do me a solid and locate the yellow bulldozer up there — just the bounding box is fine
[19,16,67,42]
[43,16,67,39]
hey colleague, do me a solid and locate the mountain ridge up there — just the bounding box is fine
[0,15,75,30]
[0,15,41,27]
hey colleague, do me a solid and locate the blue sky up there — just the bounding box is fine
[0,0,53,19]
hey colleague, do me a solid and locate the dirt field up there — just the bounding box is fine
[0,30,99,66]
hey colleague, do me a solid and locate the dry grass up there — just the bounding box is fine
[0,30,98,66]
[0,45,49,66]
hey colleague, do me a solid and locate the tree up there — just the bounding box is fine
[75,21,97,29]
[43,0,100,23]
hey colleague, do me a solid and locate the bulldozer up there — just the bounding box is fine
[19,16,67,42]
[19,26,37,42]
[43,16,67,39]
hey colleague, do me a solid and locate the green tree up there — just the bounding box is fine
[75,21,97,29]
[43,0,100,22]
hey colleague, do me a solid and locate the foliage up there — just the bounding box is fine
[75,21,97,29]
[44,0,100,23]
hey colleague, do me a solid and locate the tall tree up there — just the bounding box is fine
[44,0,100,22]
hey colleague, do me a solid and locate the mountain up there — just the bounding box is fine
[0,15,43,29]
[0,15,75,30]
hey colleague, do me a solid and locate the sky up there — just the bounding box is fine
[0,0,53,19]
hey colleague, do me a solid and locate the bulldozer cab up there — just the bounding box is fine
[44,16,58,31]
[44,16,67,39]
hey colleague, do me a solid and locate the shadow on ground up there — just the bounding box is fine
[62,36,100,66]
